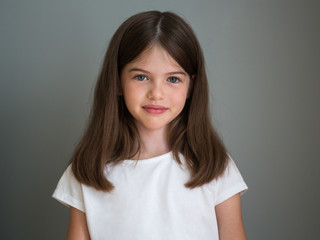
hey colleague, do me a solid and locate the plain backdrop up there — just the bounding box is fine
[1,0,319,239]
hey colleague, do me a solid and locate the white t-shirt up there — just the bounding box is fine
[53,152,247,240]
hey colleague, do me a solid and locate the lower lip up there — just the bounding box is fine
[143,107,168,114]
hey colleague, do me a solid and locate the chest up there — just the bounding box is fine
[81,160,219,239]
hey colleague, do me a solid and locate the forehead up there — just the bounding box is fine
[126,45,183,70]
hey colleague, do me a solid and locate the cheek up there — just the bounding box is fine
[171,88,188,105]
[123,85,144,109]
[124,85,141,99]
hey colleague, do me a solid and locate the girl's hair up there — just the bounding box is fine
[70,11,228,192]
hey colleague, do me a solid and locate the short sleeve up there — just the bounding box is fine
[52,165,85,212]
[214,157,248,206]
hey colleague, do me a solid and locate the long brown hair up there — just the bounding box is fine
[70,11,228,192]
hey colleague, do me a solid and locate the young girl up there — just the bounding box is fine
[53,11,248,240]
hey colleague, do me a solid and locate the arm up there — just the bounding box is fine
[66,206,91,240]
[215,193,246,240]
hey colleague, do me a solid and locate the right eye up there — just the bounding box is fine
[134,75,148,81]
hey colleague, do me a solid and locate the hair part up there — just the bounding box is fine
[70,11,228,192]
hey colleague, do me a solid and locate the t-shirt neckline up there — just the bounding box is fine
[123,151,172,164]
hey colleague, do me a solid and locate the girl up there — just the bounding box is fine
[53,11,248,240]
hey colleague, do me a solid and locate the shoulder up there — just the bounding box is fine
[52,164,86,212]
[211,155,248,206]
[54,165,81,190]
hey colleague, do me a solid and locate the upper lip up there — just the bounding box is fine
[142,104,168,109]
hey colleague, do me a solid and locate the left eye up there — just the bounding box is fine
[168,77,180,83]
[135,75,148,81]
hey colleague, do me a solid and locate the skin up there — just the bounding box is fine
[216,193,247,239]
[67,207,90,240]
[67,45,246,239]
[120,45,191,159]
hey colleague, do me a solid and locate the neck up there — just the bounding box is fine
[132,125,170,160]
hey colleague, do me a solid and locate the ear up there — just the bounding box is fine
[187,74,195,98]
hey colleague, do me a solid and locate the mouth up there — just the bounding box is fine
[142,105,168,114]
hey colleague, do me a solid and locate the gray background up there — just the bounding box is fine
[1,0,319,239]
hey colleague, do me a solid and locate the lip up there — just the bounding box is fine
[142,105,168,114]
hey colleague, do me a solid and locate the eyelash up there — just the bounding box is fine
[134,75,181,84]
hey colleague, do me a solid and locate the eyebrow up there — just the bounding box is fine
[128,68,187,76]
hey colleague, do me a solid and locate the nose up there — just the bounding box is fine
[147,81,164,100]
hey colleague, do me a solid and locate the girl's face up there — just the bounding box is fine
[121,45,191,134]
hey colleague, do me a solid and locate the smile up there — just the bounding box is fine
[142,105,168,114]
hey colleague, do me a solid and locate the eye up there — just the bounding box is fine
[134,75,148,81]
[167,77,180,84]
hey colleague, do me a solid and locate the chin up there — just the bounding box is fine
[137,121,169,132]
[144,125,167,131]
